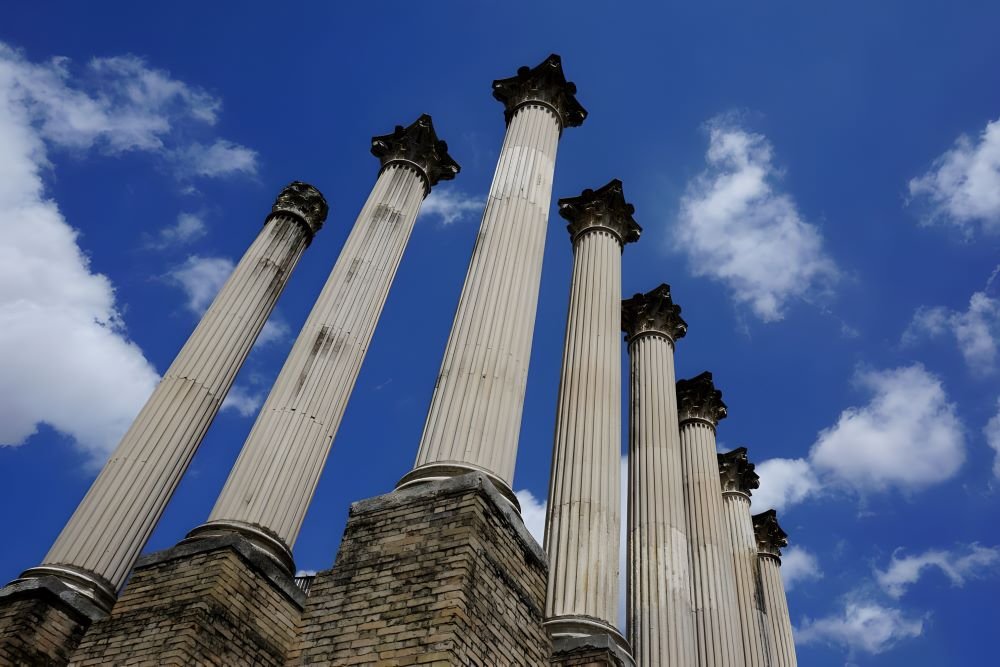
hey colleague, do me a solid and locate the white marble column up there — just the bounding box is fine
[623,285,695,667]
[15,183,327,611]
[719,448,773,666]
[543,181,639,651]
[397,55,586,506]
[755,510,797,667]
[677,372,747,666]
[190,116,459,570]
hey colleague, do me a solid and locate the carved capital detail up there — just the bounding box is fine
[621,284,687,343]
[718,447,760,496]
[753,510,789,560]
[676,371,727,426]
[271,181,329,239]
[492,53,587,130]
[371,114,460,195]
[558,179,641,247]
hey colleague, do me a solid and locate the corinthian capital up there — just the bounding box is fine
[753,510,789,560]
[558,179,641,247]
[492,53,587,130]
[370,114,460,195]
[621,284,687,343]
[718,447,760,496]
[271,181,329,239]
[676,372,727,426]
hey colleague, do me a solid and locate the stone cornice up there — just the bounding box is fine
[558,179,641,247]
[370,114,460,196]
[676,371,727,426]
[492,54,587,131]
[753,509,788,560]
[718,447,760,496]
[621,283,687,343]
[270,181,329,240]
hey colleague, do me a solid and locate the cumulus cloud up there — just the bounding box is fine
[781,546,823,590]
[221,384,265,418]
[166,255,234,314]
[904,291,1000,374]
[147,212,207,249]
[984,400,1000,478]
[675,116,838,321]
[908,117,1000,234]
[514,488,547,546]
[419,187,482,226]
[172,139,258,178]
[810,364,965,492]
[796,600,925,655]
[876,544,1000,599]
[0,44,167,464]
[752,457,821,513]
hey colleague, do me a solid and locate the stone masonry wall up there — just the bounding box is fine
[288,473,551,666]
[0,585,92,666]
[69,536,303,666]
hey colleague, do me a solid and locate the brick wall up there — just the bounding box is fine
[0,583,92,666]
[288,473,551,666]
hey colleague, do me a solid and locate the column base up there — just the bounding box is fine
[288,472,550,665]
[184,518,296,575]
[550,634,636,667]
[395,461,522,511]
[0,576,105,666]
[545,616,634,665]
[69,532,305,666]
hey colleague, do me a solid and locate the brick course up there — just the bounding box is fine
[0,580,95,666]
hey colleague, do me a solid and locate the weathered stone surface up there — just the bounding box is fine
[550,635,635,667]
[0,577,98,666]
[68,535,302,666]
[288,473,550,666]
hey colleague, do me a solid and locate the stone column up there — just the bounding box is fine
[623,285,695,667]
[7,182,326,614]
[397,54,586,506]
[719,447,772,666]
[754,510,797,667]
[543,180,640,654]
[191,115,459,569]
[677,372,747,666]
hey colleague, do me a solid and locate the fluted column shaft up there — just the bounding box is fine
[33,191,320,606]
[544,227,623,639]
[722,492,772,666]
[760,555,796,667]
[409,104,560,491]
[204,164,425,557]
[627,333,694,666]
[680,420,747,666]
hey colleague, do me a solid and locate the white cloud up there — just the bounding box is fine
[781,546,822,590]
[0,44,165,464]
[256,318,290,347]
[515,488,546,546]
[876,544,1000,599]
[796,600,925,655]
[810,364,965,492]
[909,117,1000,234]
[752,457,820,513]
[172,139,258,178]
[675,116,838,321]
[147,212,207,249]
[419,188,482,226]
[221,384,264,418]
[984,399,1000,478]
[166,255,234,314]
[905,291,1000,374]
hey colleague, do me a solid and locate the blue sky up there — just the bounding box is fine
[2,2,999,664]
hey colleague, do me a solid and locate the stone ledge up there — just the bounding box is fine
[0,575,105,624]
[136,532,306,608]
[352,471,548,569]
[551,634,636,667]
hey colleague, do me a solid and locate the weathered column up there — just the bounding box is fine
[754,510,797,667]
[677,372,747,666]
[543,180,639,656]
[397,54,586,506]
[719,447,772,666]
[7,182,326,612]
[191,115,459,568]
[623,285,695,667]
